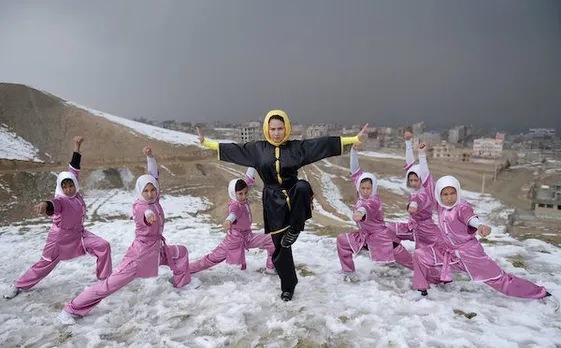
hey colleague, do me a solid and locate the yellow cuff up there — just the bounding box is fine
[341,136,359,146]
[202,139,219,151]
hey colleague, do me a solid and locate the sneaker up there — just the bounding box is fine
[405,290,428,302]
[343,272,359,283]
[280,291,294,302]
[542,292,560,312]
[3,284,21,299]
[281,228,300,248]
[265,268,277,275]
[56,310,76,325]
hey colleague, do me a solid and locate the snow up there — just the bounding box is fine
[1,185,560,347]
[361,151,405,160]
[65,101,232,147]
[0,125,43,162]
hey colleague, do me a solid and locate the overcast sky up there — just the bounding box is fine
[1,0,560,132]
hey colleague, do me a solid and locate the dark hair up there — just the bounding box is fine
[61,178,74,187]
[407,172,419,180]
[268,115,285,124]
[360,178,372,185]
[235,179,248,192]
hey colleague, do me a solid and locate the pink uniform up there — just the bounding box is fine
[190,168,275,273]
[64,156,193,317]
[337,149,413,273]
[413,175,548,299]
[15,164,112,290]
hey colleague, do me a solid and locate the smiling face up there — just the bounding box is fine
[268,118,286,144]
[440,186,458,207]
[142,183,158,203]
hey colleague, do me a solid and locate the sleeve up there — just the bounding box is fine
[226,212,237,223]
[201,138,219,151]
[468,217,482,228]
[45,200,56,216]
[357,199,380,221]
[144,209,155,219]
[133,207,151,228]
[350,148,360,174]
[227,203,242,223]
[298,136,347,167]
[244,167,256,187]
[418,153,430,185]
[405,139,415,166]
[218,142,258,167]
[146,156,159,180]
[458,203,479,233]
[68,152,81,181]
[356,207,367,216]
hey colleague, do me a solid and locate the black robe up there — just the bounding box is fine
[218,137,344,234]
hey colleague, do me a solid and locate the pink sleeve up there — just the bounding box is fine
[458,202,478,234]
[132,204,151,229]
[68,165,80,182]
[357,197,380,220]
[244,175,255,187]
[422,173,436,207]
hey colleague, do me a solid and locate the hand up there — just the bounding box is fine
[477,225,491,237]
[352,142,363,151]
[404,131,413,141]
[223,219,232,230]
[146,212,157,224]
[34,202,47,214]
[73,136,84,152]
[352,211,364,222]
[142,146,153,157]
[418,143,427,153]
[356,124,369,143]
[197,127,205,144]
[408,206,418,214]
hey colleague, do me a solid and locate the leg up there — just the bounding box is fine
[82,231,113,280]
[337,233,357,273]
[271,232,298,299]
[64,261,137,316]
[412,248,441,291]
[15,256,61,290]
[160,245,191,288]
[392,242,413,270]
[484,272,547,299]
[246,233,275,270]
[189,242,227,274]
[287,180,313,231]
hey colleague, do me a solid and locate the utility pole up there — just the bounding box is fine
[482,175,485,194]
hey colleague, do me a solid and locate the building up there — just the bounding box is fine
[305,124,330,138]
[418,132,442,148]
[532,183,561,219]
[472,138,503,158]
[412,122,426,135]
[430,141,471,162]
[238,121,261,143]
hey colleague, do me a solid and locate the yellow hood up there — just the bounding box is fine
[263,109,292,146]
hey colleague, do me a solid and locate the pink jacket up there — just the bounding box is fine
[224,169,256,265]
[42,165,88,262]
[434,176,503,282]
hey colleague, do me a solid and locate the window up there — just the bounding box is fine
[546,204,554,209]
[538,203,545,208]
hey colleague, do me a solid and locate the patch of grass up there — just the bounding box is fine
[170,313,191,322]
[338,315,349,323]
[453,309,477,319]
[507,254,526,268]
[59,332,72,344]
[518,233,561,246]
[295,264,316,277]
[295,339,329,348]
[479,238,500,245]
[18,226,30,235]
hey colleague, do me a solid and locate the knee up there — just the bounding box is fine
[100,239,111,252]
[178,245,188,258]
[294,180,312,194]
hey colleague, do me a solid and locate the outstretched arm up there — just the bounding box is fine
[417,143,429,184]
[198,127,257,167]
[245,167,256,187]
[143,146,159,180]
[350,144,360,174]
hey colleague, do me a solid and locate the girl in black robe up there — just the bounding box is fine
[199,109,367,301]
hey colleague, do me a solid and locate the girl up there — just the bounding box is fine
[57,146,199,325]
[336,144,413,282]
[411,175,559,311]
[198,110,367,301]
[390,132,441,249]
[4,136,112,299]
[189,167,276,274]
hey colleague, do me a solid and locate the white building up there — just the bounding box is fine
[305,124,330,138]
[418,132,442,148]
[238,122,261,143]
[472,138,503,158]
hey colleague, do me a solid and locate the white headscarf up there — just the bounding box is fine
[55,171,79,198]
[135,174,159,202]
[355,172,378,199]
[435,175,462,209]
[405,164,424,192]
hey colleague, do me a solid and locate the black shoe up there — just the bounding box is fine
[280,291,293,301]
[281,228,300,248]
